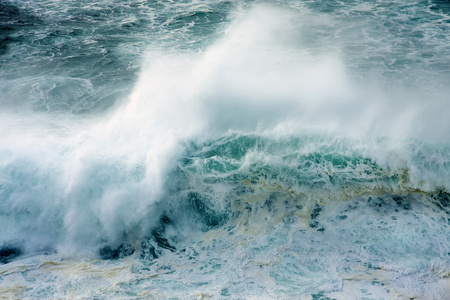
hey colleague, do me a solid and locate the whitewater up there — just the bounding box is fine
[1,0,450,299]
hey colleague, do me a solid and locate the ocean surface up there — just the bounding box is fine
[1,0,450,299]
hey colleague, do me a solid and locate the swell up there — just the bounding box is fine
[1,132,449,262]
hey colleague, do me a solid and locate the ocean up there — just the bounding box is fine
[1,0,450,299]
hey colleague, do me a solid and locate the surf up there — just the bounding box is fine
[1,1,450,299]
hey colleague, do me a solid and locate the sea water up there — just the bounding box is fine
[1,0,450,299]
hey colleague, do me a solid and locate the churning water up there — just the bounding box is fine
[1,0,450,299]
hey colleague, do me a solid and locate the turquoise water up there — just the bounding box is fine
[1,1,450,299]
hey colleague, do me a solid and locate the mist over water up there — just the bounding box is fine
[1,1,450,299]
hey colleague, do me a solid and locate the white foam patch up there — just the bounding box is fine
[1,193,448,299]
